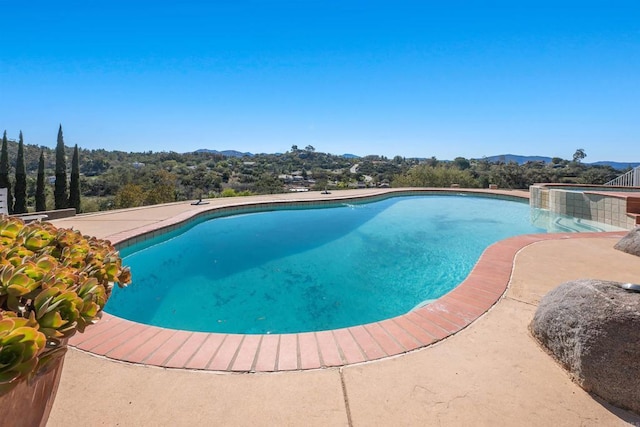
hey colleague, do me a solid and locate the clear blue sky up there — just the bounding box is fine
[1,1,639,162]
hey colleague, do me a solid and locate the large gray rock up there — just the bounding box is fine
[615,227,640,257]
[530,279,640,415]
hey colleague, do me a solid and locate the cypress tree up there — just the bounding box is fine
[54,125,68,209]
[36,150,47,212]
[13,131,27,214]
[0,130,13,214]
[69,144,81,213]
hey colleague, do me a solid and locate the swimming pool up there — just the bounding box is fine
[105,194,614,335]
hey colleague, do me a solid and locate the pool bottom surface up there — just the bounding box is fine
[106,196,547,334]
[69,231,627,372]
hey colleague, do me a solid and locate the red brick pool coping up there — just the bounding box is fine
[68,193,629,372]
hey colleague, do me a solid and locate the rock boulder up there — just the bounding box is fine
[530,279,640,415]
[615,227,640,257]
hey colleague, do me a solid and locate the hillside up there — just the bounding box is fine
[0,133,634,214]
[480,154,638,170]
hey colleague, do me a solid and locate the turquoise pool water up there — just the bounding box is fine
[104,195,616,334]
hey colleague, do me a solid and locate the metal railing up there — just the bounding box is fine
[605,166,640,187]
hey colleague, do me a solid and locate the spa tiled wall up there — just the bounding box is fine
[530,185,636,230]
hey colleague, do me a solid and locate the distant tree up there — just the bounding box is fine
[13,131,27,214]
[452,157,471,170]
[291,145,299,152]
[54,125,68,209]
[68,144,81,213]
[305,145,315,152]
[393,165,478,188]
[35,150,47,212]
[425,156,439,167]
[253,173,284,194]
[82,157,110,176]
[487,162,528,189]
[115,184,145,208]
[180,164,219,199]
[578,166,618,185]
[0,130,12,213]
[144,169,177,205]
[572,148,587,163]
[311,178,329,191]
[551,157,564,165]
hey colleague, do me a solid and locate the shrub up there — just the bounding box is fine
[0,216,131,394]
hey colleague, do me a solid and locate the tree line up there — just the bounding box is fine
[391,152,621,189]
[1,126,81,214]
[0,128,630,214]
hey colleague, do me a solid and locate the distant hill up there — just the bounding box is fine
[194,149,253,157]
[480,154,639,171]
[590,161,640,170]
[342,153,360,159]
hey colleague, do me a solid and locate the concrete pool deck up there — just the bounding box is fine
[46,188,640,426]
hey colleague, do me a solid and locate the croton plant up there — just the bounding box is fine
[0,216,131,394]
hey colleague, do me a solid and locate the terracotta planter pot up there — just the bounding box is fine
[0,342,67,427]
